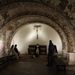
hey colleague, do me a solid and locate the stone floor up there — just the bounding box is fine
[0,61,66,75]
[0,55,75,75]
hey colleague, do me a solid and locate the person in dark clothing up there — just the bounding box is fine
[14,44,20,58]
[48,40,54,55]
[8,45,15,56]
[47,40,54,66]
[47,40,58,66]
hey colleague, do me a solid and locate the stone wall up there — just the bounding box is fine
[0,2,74,56]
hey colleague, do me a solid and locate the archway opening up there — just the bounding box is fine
[11,23,62,55]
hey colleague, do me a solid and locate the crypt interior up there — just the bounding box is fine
[0,0,75,75]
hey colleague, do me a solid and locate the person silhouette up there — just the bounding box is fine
[36,44,39,57]
[33,44,39,58]
[14,44,20,59]
[8,45,15,56]
[47,40,57,66]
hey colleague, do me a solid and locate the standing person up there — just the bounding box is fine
[47,40,55,66]
[8,45,15,56]
[36,44,39,57]
[14,44,20,59]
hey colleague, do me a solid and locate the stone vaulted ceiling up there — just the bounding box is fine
[0,0,75,55]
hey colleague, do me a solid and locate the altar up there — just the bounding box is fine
[28,45,47,55]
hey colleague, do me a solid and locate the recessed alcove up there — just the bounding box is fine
[11,23,62,54]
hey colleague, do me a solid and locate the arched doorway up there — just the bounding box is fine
[11,23,62,54]
[0,2,74,61]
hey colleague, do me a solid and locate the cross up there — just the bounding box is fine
[34,25,41,39]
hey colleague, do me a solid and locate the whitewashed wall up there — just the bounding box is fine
[11,23,62,54]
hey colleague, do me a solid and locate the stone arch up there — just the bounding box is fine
[0,2,74,56]
[3,15,67,54]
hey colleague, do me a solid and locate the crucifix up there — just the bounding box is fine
[34,25,41,39]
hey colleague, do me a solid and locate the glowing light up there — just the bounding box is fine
[11,23,62,54]
[27,31,36,41]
